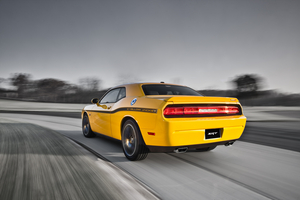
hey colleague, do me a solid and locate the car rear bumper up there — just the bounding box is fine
[141,115,247,147]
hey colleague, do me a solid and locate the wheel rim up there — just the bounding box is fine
[83,116,89,135]
[122,124,137,156]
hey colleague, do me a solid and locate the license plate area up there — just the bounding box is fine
[205,129,221,140]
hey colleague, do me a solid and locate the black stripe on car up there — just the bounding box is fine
[85,107,157,114]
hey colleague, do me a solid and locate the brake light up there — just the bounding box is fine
[163,107,184,115]
[163,106,240,116]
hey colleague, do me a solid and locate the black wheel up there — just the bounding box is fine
[82,114,95,138]
[122,119,148,161]
[195,146,217,152]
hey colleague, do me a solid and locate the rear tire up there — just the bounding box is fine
[122,119,148,161]
[82,114,95,138]
[196,146,217,152]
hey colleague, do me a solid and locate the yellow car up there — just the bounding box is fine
[82,82,247,161]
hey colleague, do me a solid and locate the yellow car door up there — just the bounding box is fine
[92,88,124,137]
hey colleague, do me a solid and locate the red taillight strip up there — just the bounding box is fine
[163,106,240,116]
[163,107,184,115]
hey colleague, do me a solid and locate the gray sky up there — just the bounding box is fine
[0,0,299,92]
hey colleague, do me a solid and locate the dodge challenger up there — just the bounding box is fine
[82,82,247,161]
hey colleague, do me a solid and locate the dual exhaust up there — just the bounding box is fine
[173,141,235,153]
[224,141,235,146]
[174,147,188,153]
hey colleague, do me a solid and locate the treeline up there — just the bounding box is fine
[199,74,300,106]
[0,73,107,103]
[199,89,300,106]
[0,73,299,106]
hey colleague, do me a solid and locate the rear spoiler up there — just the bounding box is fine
[165,96,239,104]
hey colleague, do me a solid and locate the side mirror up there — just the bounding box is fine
[91,98,99,104]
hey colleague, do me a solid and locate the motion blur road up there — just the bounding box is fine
[0,120,157,200]
[0,107,300,200]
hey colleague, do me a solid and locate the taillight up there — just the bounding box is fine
[163,107,184,115]
[164,105,240,117]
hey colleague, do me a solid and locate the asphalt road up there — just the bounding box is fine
[1,113,300,200]
[0,119,157,200]
[241,121,300,152]
[2,109,299,152]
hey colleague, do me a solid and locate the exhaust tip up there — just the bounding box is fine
[174,147,188,153]
[225,141,235,147]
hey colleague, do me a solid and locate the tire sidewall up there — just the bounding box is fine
[82,114,94,138]
[122,119,143,160]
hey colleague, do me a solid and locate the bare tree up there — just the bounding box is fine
[10,73,31,98]
[0,78,4,88]
[35,78,70,101]
[232,74,263,98]
[79,77,101,91]
[36,78,67,92]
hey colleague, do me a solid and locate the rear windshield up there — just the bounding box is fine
[142,85,202,96]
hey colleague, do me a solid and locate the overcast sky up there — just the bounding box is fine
[0,0,299,92]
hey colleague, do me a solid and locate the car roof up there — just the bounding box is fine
[115,82,183,87]
[111,82,187,97]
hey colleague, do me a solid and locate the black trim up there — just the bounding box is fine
[86,107,157,114]
[147,140,236,153]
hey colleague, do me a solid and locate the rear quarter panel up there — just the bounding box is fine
[110,96,165,140]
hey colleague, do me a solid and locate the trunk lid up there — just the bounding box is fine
[146,96,239,104]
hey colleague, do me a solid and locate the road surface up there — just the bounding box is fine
[0,118,158,200]
[0,113,299,200]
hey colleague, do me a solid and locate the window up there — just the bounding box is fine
[100,87,126,103]
[100,89,120,103]
[117,87,126,101]
[142,85,202,96]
